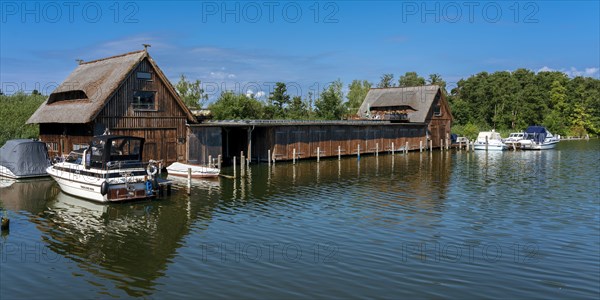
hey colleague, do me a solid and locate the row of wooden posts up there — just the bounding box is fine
[184,137,485,194]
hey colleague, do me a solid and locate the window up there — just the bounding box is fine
[72,144,88,151]
[132,91,156,110]
[137,72,152,80]
[46,142,58,152]
[433,105,442,116]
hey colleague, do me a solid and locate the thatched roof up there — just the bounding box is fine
[357,86,442,122]
[27,50,195,124]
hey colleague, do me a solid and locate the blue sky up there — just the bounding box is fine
[1,1,599,101]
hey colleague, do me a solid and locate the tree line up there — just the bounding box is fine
[1,69,598,146]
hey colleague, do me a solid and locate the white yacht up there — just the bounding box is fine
[503,132,526,149]
[47,135,157,202]
[473,131,507,151]
[519,126,560,150]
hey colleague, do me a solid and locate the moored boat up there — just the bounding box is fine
[473,131,507,151]
[166,162,220,178]
[0,139,51,179]
[518,126,560,150]
[47,135,158,202]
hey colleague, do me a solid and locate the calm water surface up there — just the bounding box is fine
[1,140,599,299]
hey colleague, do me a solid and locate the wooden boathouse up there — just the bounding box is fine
[27,49,196,164]
[188,86,452,164]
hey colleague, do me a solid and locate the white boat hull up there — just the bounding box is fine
[48,164,151,203]
[166,162,220,178]
[520,139,559,150]
[473,143,507,151]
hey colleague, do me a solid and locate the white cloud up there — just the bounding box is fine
[536,66,599,78]
[209,71,237,80]
[255,91,266,98]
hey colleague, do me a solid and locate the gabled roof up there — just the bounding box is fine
[27,50,195,124]
[358,85,442,123]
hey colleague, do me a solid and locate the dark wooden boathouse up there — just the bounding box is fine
[27,50,196,164]
[188,85,452,164]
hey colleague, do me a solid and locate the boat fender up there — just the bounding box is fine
[100,181,109,196]
[145,180,153,196]
[147,164,158,177]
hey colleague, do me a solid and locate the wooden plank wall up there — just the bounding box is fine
[95,58,189,163]
[187,127,222,165]
[258,124,429,162]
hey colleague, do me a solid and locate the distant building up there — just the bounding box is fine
[358,86,453,148]
[27,50,196,164]
[187,86,453,164]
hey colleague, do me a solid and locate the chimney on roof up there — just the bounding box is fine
[76,59,84,65]
[142,44,151,51]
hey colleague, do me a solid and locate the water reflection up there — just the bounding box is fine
[0,178,58,213]
[0,179,220,297]
[3,142,596,299]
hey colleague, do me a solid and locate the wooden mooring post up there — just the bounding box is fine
[218,155,222,170]
[440,139,444,151]
[268,150,271,166]
[392,142,395,156]
[375,143,379,157]
[233,156,237,178]
[357,144,361,160]
[338,145,341,160]
[240,152,245,177]
[187,168,192,195]
[405,142,409,154]
[317,147,320,162]
[420,140,423,152]
[293,148,296,164]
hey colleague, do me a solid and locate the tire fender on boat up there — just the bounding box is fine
[100,181,109,196]
[147,164,158,177]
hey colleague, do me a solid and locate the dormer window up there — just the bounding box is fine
[47,90,88,104]
[132,91,156,110]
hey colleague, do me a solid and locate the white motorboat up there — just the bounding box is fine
[473,131,507,151]
[503,132,526,149]
[47,135,157,202]
[0,139,50,179]
[518,126,560,150]
[166,162,220,178]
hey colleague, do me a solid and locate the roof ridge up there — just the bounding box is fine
[370,85,439,90]
[80,50,146,65]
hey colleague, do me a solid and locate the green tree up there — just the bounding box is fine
[315,80,345,120]
[264,82,291,119]
[543,79,569,135]
[288,96,309,119]
[346,80,372,115]
[208,91,264,120]
[427,73,446,92]
[0,92,46,145]
[377,73,395,88]
[398,71,425,87]
[175,74,207,109]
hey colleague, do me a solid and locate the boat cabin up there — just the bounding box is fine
[71,135,145,170]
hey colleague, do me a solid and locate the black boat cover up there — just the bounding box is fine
[0,139,50,177]
[525,126,548,144]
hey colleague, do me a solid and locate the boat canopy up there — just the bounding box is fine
[86,135,145,168]
[525,126,549,143]
[476,131,502,141]
[0,139,50,177]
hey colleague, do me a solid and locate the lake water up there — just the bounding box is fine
[1,140,599,299]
